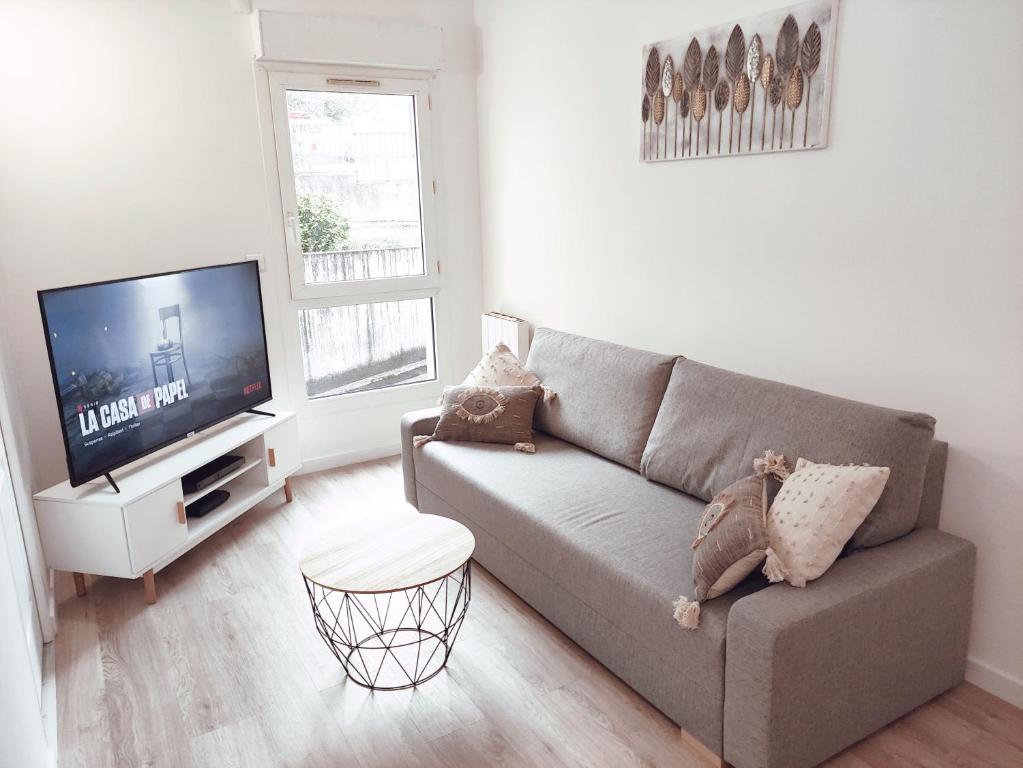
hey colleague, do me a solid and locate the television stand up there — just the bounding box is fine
[34,410,300,605]
[246,408,274,417]
[103,472,121,494]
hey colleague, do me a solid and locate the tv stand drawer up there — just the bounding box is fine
[262,418,300,486]
[124,482,187,573]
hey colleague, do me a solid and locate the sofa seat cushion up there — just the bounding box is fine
[524,328,676,470]
[413,433,765,672]
[641,359,937,548]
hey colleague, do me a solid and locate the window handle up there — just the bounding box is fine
[286,212,299,245]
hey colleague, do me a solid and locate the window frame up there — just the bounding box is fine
[259,66,449,411]
[267,71,440,302]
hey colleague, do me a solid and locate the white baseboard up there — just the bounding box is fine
[967,655,1023,709]
[296,443,401,476]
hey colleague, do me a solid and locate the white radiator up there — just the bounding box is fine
[481,312,531,360]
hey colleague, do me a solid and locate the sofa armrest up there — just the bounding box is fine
[400,407,441,507]
[724,528,975,768]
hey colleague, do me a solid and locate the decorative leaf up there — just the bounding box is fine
[683,38,702,90]
[653,90,666,125]
[692,84,707,121]
[714,79,730,112]
[801,22,822,78]
[671,72,684,103]
[661,55,674,98]
[702,45,719,92]
[785,65,804,110]
[733,72,751,113]
[642,93,651,123]
[776,15,799,76]
[680,88,691,117]
[725,24,746,81]
[746,34,763,84]
[645,46,661,97]
[768,76,784,106]
[760,54,775,91]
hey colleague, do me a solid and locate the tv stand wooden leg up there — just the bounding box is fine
[73,572,87,597]
[284,477,294,504]
[143,569,157,604]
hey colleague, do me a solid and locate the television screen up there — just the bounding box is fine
[38,261,272,487]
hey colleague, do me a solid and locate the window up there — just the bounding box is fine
[269,73,441,400]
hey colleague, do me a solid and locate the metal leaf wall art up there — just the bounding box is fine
[692,84,707,156]
[745,35,763,152]
[768,76,784,149]
[661,56,674,158]
[733,73,751,152]
[701,46,719,155]
[776,14,799,147]
[713,80,730,155]
[640,0,837,162]
[645,46,661,159]
[724,24,745,153]
[679,89,691,157]
[671,72,684,158]
[641,94,651,160]
[682,38,702,157]
[759,54,775,150]
[653,90,666,159]
[785,65,804,149]
[800,22,822,147]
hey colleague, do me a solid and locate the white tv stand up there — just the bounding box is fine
[34,410,300,604]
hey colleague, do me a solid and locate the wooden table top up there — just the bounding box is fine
[299,512,475,593]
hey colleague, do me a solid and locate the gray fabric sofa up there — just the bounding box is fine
[400,328,975,768]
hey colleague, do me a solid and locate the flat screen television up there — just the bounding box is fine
[38,261,272,487]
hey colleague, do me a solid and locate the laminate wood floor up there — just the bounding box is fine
[56,457,1023,768]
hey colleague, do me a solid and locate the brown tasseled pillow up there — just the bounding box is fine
[414,385,541,453]
[673,450,789,629]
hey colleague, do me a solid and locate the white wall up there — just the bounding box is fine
[474,0,1023,706]
[0,0,482,487]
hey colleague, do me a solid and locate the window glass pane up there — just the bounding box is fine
[285,90,426,285]
[299,298,436,398]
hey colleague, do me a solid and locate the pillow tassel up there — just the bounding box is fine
[762,547,789,583]
[541,385,557,403]
[514,442,536,454]
[412,435,434,448]
[672,596,701,630]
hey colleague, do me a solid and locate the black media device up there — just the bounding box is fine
[182,454,246,495]
[186,489,230,519]
[37,261,273,489]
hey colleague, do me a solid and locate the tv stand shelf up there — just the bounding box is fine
[182,456,263,507]
[34,410,300,604]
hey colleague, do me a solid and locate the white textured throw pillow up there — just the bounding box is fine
[460,344,555,402]
[763,459,890,588]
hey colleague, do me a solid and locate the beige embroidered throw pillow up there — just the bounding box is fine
[460,344,555,403]
[673,451,788,630]
[763,459,890,588]
[415,385,541,453]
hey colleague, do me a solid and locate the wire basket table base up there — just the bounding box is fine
[303,559,471,691]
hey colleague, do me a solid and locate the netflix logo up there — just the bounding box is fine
[243,381,263,396]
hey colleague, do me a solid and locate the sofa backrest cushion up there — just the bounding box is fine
[525,328,676,470]
[640,358,936,548]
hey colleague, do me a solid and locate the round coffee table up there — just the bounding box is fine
[300,511,475,691]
